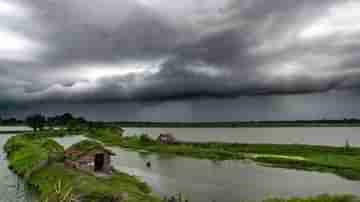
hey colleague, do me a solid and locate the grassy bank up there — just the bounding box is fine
[85,128,360,180]
[114,121,360,128]
[29,163,161,202]
[4,135,64,177]
[4,134,162,202]
[259,194,360,202]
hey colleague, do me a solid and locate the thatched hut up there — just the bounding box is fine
[157,133,176,144]
[64,140,115,173]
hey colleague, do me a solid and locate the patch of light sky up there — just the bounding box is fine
[0,0,28,17]
[271,62,305,78]
[74,58,167,82]
[299,1,360,39]
[0,0,44,61]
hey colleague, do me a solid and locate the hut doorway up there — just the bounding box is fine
[94,153,105,171]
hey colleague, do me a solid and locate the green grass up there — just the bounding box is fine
[260,194,360,202]
[85,128,360,180]
[21,128,85,137]
[4,135,64,176]
[68,139,105,152]
[4,134,163,202]
[29,163,161,202]
[86,127,123,145]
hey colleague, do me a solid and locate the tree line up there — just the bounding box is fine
[0,113,88,131]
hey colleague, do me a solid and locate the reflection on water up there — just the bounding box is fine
[53,135,360,202]
[0,134,36,202]
[110,146,360,202]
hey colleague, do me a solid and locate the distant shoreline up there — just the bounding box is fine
[0,130,31,134]
[4,121,360,129]
[113,121,360,128]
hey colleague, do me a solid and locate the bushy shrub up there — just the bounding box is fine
[263,194,359,202]
[42,180,78,202]
[139,134,154,144]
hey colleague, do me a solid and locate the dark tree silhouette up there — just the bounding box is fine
[26,114,46,131]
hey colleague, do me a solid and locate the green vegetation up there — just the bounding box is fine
[41,180,79,202]
[68,140,105,152]
[4,135,64,177]
[26,114,46,131]
[85,128,360,180]
[86,127,123,144]
[4,134,163,202]
[0,117,24,126]
[66,140,114,161]
[29,163,161,202]
[23,129,82,138]
[6,112,360,128]
[259,194,360,202]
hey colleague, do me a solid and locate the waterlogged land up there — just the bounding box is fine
[12,128,360,180]
[85,127,360,181]
[4,134,163,202]
[5,127,360,202]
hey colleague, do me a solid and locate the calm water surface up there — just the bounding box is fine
[55,133,360,202]
[0,134,35,202]
[124,127,360,146]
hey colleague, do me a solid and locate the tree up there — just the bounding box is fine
[345,139,351,152]
[26,114,46,131]
[139,134,154,144]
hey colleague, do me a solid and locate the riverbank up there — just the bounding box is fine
[84,128,360,181]
[4,134,163,202]
[114,121,360,128]
[4,129,360,202]
[259,194,360,202]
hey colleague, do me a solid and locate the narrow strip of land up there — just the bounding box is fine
[84,127,360,181]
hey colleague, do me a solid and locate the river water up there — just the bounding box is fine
[124,127,360,146]
[0,126,32,133]
[3,127,360,202]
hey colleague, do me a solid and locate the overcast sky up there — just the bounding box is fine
[1,0,360,121]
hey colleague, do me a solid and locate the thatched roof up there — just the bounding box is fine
[65,140,115,159]
[158,133,176,139]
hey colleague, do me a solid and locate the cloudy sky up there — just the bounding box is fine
[1,0,360,121]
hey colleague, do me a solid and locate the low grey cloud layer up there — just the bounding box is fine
[1,0,360,106]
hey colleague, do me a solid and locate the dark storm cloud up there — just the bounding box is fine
[1,0,360,105]
[18,0,180,66]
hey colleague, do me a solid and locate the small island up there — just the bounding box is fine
[4,134,163,202]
